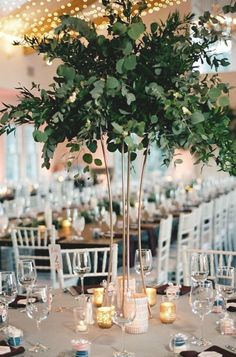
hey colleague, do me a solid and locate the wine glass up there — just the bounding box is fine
[215,266,235,316]
[190,280,214,346]
[26,284,50,353]
[72,210,85,240]
[112,290,136,357]
[134,249,152,284]
[190,253,209,282]
[73,251,91,295]
[17,259,37,292]
[104,211,117,232]
[0,271,18,326]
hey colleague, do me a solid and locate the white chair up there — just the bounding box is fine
[169,210,195,284]
[227,190,236,251]
[156,215,173,284]
[49,243,118,289]
[192,206,202,249]
[200,200,214,250]
[11,225,57,287]
[183,247,236,285]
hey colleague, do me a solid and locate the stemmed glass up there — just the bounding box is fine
[72,210,85,240]
[215,266,235,317]
[190,280,214,346]
[112,290,136,357]
[26,284,50,353]
[0,271,18,326]
[0,212,9,236]
[134,249,152,286]
[190,253,209,282]
[17,259,37,293]
[73,251,91,295]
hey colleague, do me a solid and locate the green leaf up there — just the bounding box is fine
[218,95,229,107]
[87,141,97,153]
[94,158,103,166]
[122,40,133,55]
[107,142,118,152]
[208,87,221,101]
[151,22,158,33]
[112,122,123,134]
[126,93,135,105]
[191,111,205,125]
[83,153,93,164]
[123,55,137,71]
[113,22,127,35]
[116,59,125,74]
[174,158,183,165]
[130,152,137,161]
[128,22,146,40]
[124,136,134,148]
[83,165,90,173]
[57,64,76,81]
[33,130,48,143]
[106,76,120,89]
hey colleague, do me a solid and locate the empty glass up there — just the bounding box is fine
[17,259,37,291]
[26,284,50,353]
[190,253,209,283]
[72,210,85,240]
[73,251,92,295]
[0,271,17,326]
[216,266,235,317]
[190,280,214,346]
[134,249,152,279]
[112,290,136,357]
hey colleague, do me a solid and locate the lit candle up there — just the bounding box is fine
[76,320,88,332]
[160,298,176,324]
[145,287,157,307]
[96,306,113,329]
[93,288,104,307]
[62,219,71,228]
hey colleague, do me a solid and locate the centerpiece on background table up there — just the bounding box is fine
[0,0,236,317]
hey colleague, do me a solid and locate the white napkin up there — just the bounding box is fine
[198,352,222,357]
[0,346,11,355]
[17,297,36,305]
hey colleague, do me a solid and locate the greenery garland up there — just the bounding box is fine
[0,0,236,175]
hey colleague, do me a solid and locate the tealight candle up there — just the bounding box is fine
[76,321,88,332]
[93,288,104,307]
[62,219,71,228]
[145,288,157,307]
[96,307,113,329]
[160,297,176,324]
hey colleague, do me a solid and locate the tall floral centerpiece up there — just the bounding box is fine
[0,0,236,303]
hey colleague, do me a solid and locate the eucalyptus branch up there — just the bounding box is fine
[100,134,113,300]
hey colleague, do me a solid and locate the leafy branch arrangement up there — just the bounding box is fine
[0,0,235,175]
[0,0,236,299]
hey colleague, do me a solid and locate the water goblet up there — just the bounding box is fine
[134,249,152,287]
[26,284,50,353]
[17,259,37,293]
[112,290,136,357]
[72,214,85,241]
[215,266,235,317]
[0,271,18,326]
[190,253,209,282]
[73,251,91,295]
[190,280,214,346]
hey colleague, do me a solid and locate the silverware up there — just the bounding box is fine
[225,345,236,353]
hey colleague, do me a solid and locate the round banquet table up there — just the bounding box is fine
[5,290,236,357]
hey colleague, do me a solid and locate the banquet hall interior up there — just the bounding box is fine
[0,0,235,356]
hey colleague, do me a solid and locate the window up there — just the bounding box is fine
[5,126,39,182]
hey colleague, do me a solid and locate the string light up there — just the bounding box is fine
[0,0,188,40]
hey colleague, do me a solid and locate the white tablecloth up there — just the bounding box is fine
[5,290,236,356]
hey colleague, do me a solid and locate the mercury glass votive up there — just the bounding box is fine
[96,306,113,329]
[160,297,176,324]
[93,288,104,307]
[145,288,157,307]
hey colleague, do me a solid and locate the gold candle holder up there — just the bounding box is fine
[96,306,114,329]
[93,288,104,307]
[160,297,176,324]
[145,287,157,307]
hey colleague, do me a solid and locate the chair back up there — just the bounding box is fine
[11,225,57,286]
[227,190,236,251]
[156,215,173,284]
[200,200,214,250]
[49,244,118,289]
[192,206,202,249]
[183,247,236,285]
